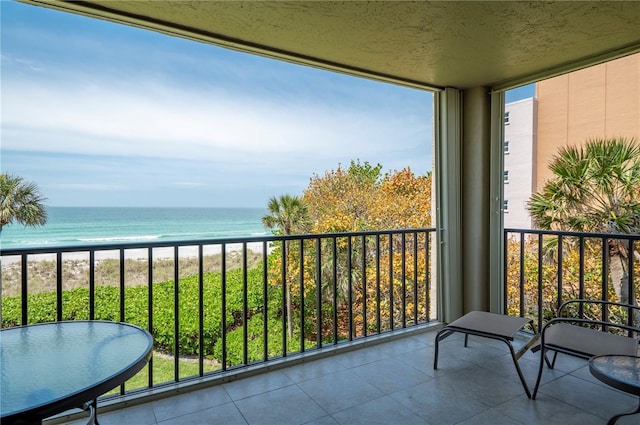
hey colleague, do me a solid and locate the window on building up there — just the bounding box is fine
[503,170,509,183]
[504,111,510,125]
[504,140,510,154]
[503,200,509,212]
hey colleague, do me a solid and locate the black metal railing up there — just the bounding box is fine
[1,228,436,399]
[504,228,640,332]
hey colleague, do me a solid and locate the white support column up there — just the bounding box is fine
[434,88,463,323]
[490,91,506,313]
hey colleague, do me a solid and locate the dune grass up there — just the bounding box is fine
[1,250,263,297]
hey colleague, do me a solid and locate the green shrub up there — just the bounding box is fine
[217,313,317,365]
[1,267,282,361]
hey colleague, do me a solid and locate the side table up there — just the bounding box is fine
[589,355,640,425]
[1,321,153,425]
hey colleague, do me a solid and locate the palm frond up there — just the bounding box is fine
[0,173,47,231]
[527,137,640,235]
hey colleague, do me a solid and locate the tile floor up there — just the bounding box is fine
[55,327,639,425]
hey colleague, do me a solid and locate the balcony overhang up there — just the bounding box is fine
[19,1,640,91]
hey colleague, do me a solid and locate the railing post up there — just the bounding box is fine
[242,242,248,365]
[281,239,287,356]
[21,253,28,325]
[147,247,154,388]
[361,235,367,337]
[299,239,305,352]
[537,234,543,332]
[426,231,431,321]
[579,237,585,304]
[89,251,95,320]
[262,240,269,361]
[557,234,563,310]
[519,232,525,318]
[221,242,227,371]
[401,232,406,328]
[375,234,381,333]
[198,244,204,376]
[120,249,126,323]
[332,237,338,344]
[315,237,322,348]
[347,236,353,341]
[628,239,635,330]
[413,231,418,325]
[601,238,609,324]
[173,246,179,383]
[388,233,394,331]
[56,251,63,322]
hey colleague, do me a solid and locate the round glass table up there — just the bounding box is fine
[1,321,153,425]
[589,355,640,425]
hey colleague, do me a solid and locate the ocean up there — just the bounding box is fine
[0,207,268,249]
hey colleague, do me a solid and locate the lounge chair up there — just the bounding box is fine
[434,311,539,398]
[531,299,640,399]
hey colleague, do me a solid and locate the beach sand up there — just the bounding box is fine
[0,242,269,264]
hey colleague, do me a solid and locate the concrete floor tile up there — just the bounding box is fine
[234,385,326,425]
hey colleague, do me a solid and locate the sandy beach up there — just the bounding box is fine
[0,241,270,264]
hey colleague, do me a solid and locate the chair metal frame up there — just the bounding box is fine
[434,311,539,399]
[531,299,640,400]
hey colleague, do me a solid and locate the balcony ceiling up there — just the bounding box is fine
[23,1,640,90]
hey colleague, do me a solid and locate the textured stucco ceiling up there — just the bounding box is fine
[21,1,640,90]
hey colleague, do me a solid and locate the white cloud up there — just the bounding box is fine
[1,4,433,207]
[2,74,431,168]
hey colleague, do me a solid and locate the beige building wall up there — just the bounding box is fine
[535,53,640,189]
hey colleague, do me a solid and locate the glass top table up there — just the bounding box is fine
[1,320,153,424]
[589,355,640,425]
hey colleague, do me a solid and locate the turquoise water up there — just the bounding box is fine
[0,207,268,249]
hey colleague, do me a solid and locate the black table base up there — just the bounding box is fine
[607,397,640,425]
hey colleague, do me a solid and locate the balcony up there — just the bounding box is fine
[4,2,639,423]
[2,227,639,424]
[48,327,637,425]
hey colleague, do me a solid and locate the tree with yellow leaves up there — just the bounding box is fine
[301,161,432,338]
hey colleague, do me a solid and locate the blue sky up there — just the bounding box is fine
[1,1,533,208]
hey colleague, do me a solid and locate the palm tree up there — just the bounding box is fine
[262,194,310,339]
[0,173,48,235]
[262,194,310,236]
[527,137,640,307]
